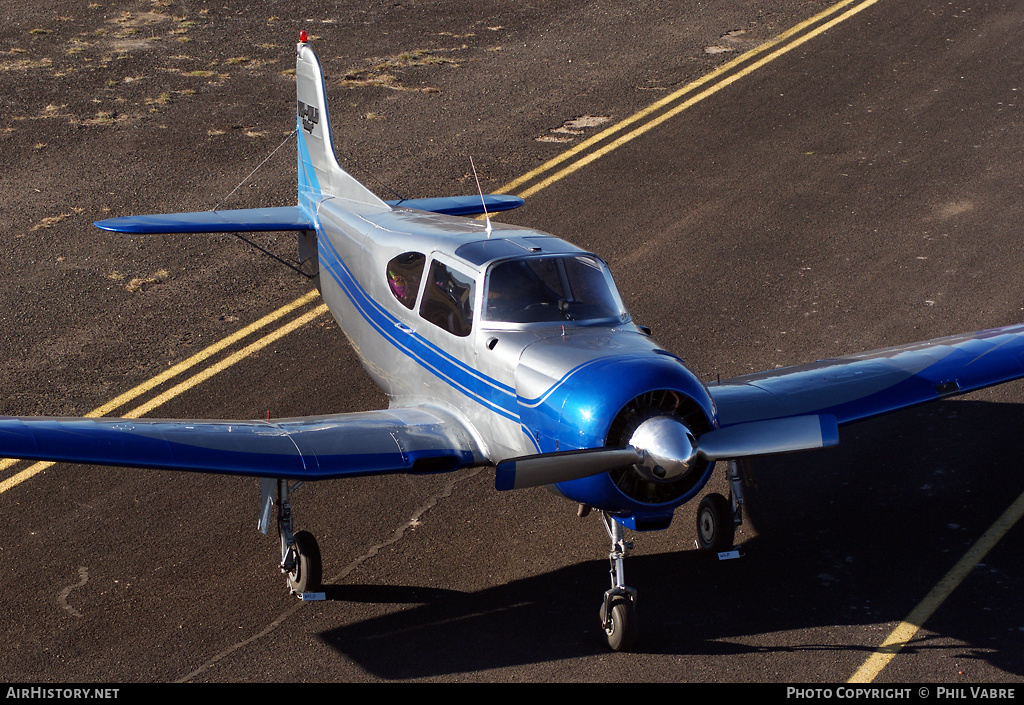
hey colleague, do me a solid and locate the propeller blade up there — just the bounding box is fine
[495,447,641,490]
[697,414,839,460]
[495,414,838,491]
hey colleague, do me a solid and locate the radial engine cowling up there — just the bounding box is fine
[605,389,715,506]
[515,334,718,528]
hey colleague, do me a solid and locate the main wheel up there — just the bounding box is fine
[601,596,638,652]
[696,492,734,554]
[287,530,322,594]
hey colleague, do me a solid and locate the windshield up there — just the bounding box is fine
[483,255,628,324]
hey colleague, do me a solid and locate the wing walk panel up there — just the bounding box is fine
[708,323,1024,427]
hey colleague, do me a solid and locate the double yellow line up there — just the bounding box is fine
[495,0,881,200]
[0,291,328,493]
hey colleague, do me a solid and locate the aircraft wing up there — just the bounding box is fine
[0,407,485,480]
[707,322,1024,428]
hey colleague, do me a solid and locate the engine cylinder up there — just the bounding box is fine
[605,389,713,505]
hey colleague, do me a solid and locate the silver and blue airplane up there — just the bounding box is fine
[3,36,1024,651]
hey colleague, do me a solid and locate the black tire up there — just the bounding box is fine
[287,530,322,594]
[601,596,638,652]
[696,492,734,554]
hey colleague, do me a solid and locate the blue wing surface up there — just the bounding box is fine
[708,322,1024,428]
[94,207,315,234]
[384,194,524,216]
[0,408,483,480]
[92,196,523,234]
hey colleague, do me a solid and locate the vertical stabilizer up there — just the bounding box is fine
[295,39,388,215]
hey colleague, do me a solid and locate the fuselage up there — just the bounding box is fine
[310,198,718,528]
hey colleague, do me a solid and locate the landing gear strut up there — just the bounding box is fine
[599,511,638,651]
[260,478,323,595]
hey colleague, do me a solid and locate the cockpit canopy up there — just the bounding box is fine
[483,254,628,326]
[385,249,629,336]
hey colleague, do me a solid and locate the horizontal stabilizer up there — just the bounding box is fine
[93,195,523,235]
[385,194,524,217]
[94,206,315,234]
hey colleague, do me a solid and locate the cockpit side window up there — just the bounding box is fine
[419,260,476,337]
[386,252,425,309]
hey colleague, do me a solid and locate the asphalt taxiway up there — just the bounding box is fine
[1,0,1022,683]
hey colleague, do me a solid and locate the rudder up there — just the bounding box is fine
[295,38,387,215]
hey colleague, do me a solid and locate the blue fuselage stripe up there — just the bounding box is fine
[316,234,520,421]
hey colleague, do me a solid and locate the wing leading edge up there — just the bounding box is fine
[0,407,485,480]
[708,322,1024,428]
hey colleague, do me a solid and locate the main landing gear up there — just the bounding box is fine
[695,493,734,553]
[694,460,744,556]
[260,478,323,595]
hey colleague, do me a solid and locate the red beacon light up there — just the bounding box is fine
[299,30,308,43]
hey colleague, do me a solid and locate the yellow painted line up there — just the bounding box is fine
[0,301,329,494]
[0,288,320,475]
[848,489,1024,682]
[88,289,322,418]
[510,0,881,200]
[122,303,329,419]
[495,0,866,197]
[0,461,52,495]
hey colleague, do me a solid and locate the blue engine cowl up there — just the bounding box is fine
[515,330,717,529]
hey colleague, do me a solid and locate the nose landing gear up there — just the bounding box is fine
[599,511,638,652]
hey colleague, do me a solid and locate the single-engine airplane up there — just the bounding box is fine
[3,36,1024,651]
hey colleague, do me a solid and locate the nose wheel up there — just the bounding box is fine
[600,593,637,652]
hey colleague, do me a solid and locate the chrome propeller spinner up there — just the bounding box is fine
[627,415,700,482]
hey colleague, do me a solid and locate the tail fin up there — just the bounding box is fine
[295,39,387,214]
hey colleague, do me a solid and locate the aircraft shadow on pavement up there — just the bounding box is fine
[317,399,1024,679]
